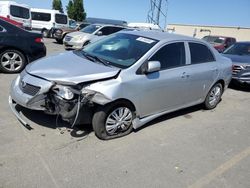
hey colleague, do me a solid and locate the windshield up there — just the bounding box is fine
[223,43,250,56]
[10,5,30,19]
[80,24,101,34]
[202,36,225,44]
[83,33,158,68]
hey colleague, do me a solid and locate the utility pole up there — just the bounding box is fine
[147,0,168,30]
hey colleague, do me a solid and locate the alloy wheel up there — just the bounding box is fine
[105,107,133,135]
[208,86,222,106]
[1,52,23,72]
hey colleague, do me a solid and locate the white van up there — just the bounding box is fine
[0,1,31,29]
[31,8,69,37]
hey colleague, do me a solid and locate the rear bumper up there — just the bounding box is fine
[28,45,46,62]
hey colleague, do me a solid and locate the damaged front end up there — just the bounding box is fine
[9,71,112,129]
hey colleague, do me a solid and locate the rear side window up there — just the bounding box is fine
[55,14,67,24]
[10,5,30,19]
[189,43,215,64]
[31,12,51,21]
[150,42,186,70]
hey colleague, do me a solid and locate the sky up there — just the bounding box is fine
[14,0,250,28]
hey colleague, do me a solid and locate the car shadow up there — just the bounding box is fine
[229,82,250,92]
[16,105,92,138]
[16,103,205,138]
[134,104,204,132]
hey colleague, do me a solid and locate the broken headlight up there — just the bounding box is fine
[52,85,74,100]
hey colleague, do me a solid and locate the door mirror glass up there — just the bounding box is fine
[146,61,161,74]
[96,31,103,36]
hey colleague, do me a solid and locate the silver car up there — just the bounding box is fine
[9,31,232,139]
[63,24,125,50]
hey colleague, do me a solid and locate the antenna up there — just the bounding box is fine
[147,0,168,30]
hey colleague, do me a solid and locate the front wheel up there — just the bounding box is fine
[204,83,223,110]
[92,102,135,140]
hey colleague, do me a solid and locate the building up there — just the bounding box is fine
[166,23,250,41]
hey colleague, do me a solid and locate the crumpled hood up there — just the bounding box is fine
[222,54,250,64]
[25,51,120,85]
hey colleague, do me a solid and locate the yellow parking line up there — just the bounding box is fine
[188,146,250,188]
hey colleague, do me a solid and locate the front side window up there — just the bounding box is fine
[149,42,186,70]
[31,12,51,21]
[80,24,102,34]
[10,5,30,19]
[55,14,67,24]
[189,43,215,64]
[83,33,158,68]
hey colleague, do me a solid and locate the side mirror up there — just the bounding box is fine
[145,61,161,74]
[96,31,103,36]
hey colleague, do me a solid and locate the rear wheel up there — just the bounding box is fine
[0,49,26,73]
[204,83,223,110]
[92,102,135,140]
[56,38,63,44]
[42,29,49,38]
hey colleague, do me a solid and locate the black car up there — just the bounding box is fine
[0,19,46,73]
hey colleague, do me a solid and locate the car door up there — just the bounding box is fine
[136,42,191,117]
[185,42,219,104]
[0,24,7,45]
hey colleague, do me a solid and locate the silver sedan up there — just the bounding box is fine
[9,30,232,139]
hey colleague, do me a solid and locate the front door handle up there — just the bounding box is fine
[181,72,190,78]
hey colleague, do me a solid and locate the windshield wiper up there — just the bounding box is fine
[82,51,110,66]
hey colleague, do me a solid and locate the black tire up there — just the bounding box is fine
[0,49,27,73]
[56,38,63,44]
[42,29,49,38]
[204,83,223,110]
[92,101,135,140]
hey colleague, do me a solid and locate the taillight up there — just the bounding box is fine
[35,38,44,43]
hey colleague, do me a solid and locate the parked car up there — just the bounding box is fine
[63,24,126,50]
[0,16,23,28]
[0,1,31,30]
[9,31,232,139]
[53,23,90,44]
[223,42,250,86]
[31,8,68,37]
[202,35,236,53]
[0,19,46,73]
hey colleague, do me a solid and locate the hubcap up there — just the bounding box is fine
[1,52,23,71]
[208,86,221,106]
[105,107,133,135]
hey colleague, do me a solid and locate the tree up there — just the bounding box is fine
[66,0,86,21]
[66,0,74,19]
[52,0,64,13]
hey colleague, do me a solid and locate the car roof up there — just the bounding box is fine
[203,35,235,39]
[119,30,201,42]
[234,41,250,44]
[91,23,125,28]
